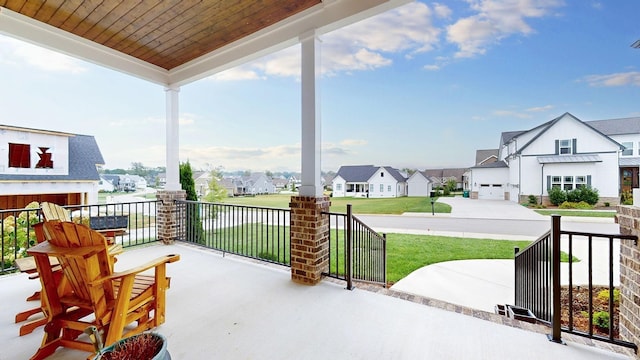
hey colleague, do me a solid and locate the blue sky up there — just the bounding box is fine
[1,0,639,173]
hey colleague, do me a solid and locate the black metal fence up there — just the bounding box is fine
[515,215,638,351]
[176,200,292,266]
[324,204,387,288]
[175,201,387,287]
[0,201,159,275]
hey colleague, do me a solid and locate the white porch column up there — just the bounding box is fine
[164,86,181,191]
[299,31,322,197]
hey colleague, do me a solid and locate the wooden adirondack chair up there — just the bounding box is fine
[27,221,180,360]
[40,202,73,222]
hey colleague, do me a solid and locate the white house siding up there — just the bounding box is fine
[519,116,620,202]
[332,176,346,197]
[369,168,400,198]
[470,167,508,200]
[0,130,70,176]
[407,172,431,196]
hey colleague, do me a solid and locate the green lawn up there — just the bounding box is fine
[386,234,530,284]
[221,194,451,214]
[534,209,616,218]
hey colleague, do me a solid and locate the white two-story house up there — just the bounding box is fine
[469,113,627,205]
[331,165,407,198]
[0,125,104,208]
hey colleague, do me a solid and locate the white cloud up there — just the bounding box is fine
[208,2,440,81]
[211,67,263,81]
[447,0,563,58]
[526,105,555,112]
[424,64,441,71]
[582,72,640,87]
[0,35,87,73]
[433,3,453,18]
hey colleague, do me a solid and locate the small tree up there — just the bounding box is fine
[445,178,457,192]
[548,187,566,206]
[180,161,204,244]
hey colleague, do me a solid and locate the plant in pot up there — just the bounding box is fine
[85,326,171,360]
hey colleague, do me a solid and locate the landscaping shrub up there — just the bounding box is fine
[621,190,633,205]
[578,187,599,205]
[548,187,566,205]
[528,195,538,205]
[558,201,593,209]
[592,311,610,330]
[597,289,620,304]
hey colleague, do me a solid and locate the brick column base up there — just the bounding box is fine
[156,190,186,244]
[289,196,330,285]
[615,205,640,358]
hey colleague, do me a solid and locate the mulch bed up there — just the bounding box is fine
[560,285,619,338]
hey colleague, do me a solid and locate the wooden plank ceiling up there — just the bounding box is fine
[0,0,321,70]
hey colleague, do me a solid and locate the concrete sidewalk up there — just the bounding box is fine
[390,197,620,314]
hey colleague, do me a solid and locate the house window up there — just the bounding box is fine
[559,139,572,155]
[380,173,384,177]
[563,176,574,190]
[336,184,342,191]
[380,184,384,192]
[387,185,391,192]
[622,142,634,156]
[369,184,373,192]
[551,176,562,189]
[8,143,30,168]
[575,176,586,188]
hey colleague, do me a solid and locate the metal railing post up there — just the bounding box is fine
[549,214,563,343]
[346,204,353,290]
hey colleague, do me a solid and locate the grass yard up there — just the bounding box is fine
[534,209,616,218]
[221,194,451,214]
[386,234,530,284]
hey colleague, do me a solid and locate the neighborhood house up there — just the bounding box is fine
[468,113,640,204]
[332,165,407,198]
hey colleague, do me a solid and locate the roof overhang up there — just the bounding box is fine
[0,0,411,87]
[537,155,602,164]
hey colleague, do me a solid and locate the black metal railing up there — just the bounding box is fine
[0,206,41,274]
[324,204,387,288]
[0,201,159,275]
[176,200,291,266]
[514,229,552,323]
[515,215,638,351]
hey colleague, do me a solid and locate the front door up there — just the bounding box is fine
[621,167,639,193]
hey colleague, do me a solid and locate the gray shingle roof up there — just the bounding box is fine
[0,133,104,181]
[335,165,378,182]
[587,117,640,135]
[475,149,498,165]
[471,160,508,169]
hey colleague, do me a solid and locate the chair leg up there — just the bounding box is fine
[15,307,43,323]
[20,317,48,336]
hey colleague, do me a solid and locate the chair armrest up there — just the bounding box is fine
[27,241,103,258]
[90,254,180,285]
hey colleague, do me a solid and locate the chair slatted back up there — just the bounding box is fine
[42,221,115,323]
[41,202,72,222]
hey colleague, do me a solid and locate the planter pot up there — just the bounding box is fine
[93,333,170,360]
[506,304,537,324]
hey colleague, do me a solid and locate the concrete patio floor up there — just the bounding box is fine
[1,243,631,360]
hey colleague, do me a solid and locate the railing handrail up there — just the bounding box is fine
[176,199,288,212]
[514,229,550,257]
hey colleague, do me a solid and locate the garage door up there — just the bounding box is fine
[478,184,504,200]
